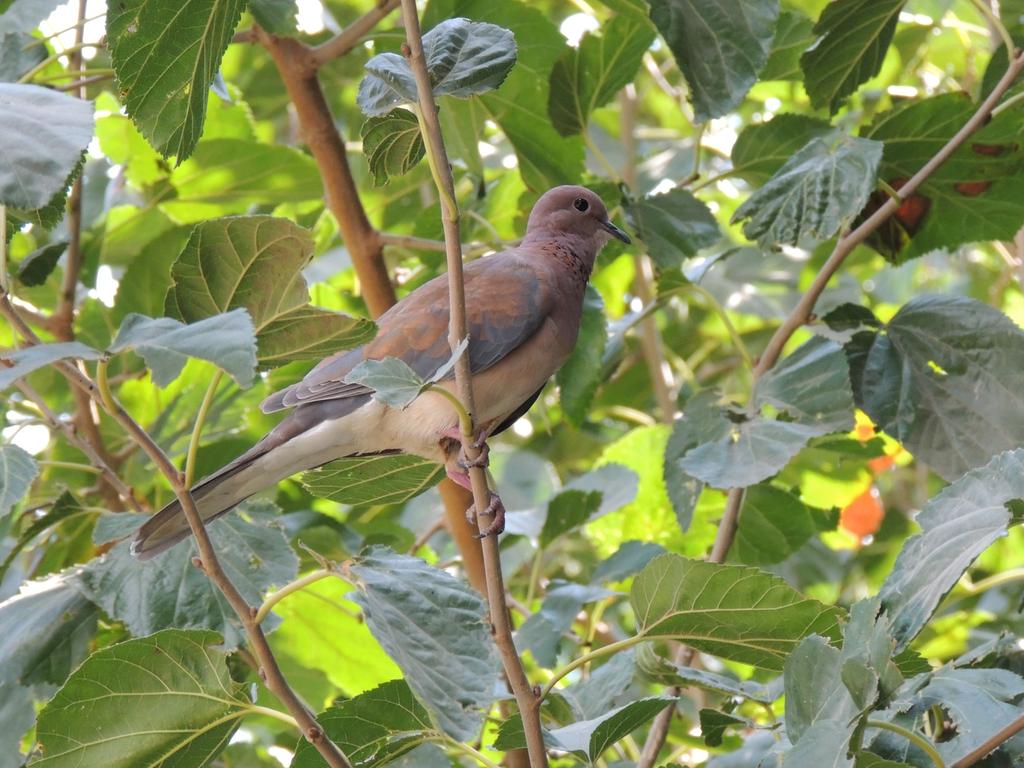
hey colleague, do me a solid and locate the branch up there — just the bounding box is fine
[257,29,396,317]
[310,0,401,67]
[0,293,352,768]
[398,4,548,765]
[636,46,1024,768]
[951,713,1024,767]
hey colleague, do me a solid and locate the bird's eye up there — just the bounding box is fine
[573,197,589,212]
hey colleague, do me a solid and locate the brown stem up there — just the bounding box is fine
[637,46,1024,768]
[0,292,352,768]
[951,713,1024,767]
[398,3,548,765]
[310,0,401,67]
[257,29,396,317]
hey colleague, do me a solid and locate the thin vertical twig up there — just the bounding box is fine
[398,4,548,765]
[637,46,1024,768]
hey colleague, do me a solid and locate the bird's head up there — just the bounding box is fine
[523,185,631,250]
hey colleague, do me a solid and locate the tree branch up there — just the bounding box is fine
[398,3,548,765]
[0,291,352,768]
[636,45,1024,768]
[951,712,1024,767]
[257,29,396,317]
[310,0,401,67]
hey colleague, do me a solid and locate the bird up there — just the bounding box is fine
[131,185,630,560]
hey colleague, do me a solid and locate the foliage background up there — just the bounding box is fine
[3,0,1024,766]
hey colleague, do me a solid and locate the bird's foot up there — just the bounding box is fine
[440,425,491,470]
[466,491,505,538]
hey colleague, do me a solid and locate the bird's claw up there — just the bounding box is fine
[457,439,490,470]
[466,491,505,538]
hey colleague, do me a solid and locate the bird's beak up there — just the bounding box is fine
[602,219,631,244]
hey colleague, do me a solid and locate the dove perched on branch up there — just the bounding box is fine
[132,185,630,559]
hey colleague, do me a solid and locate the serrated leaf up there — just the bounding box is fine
[360,108,425,186]
[785,635,855,743]
[0,572,97,688]
[561,649,637,721]
[700,709,746,747]
[784,720,855,768]
[733,484,818,566]
[0,444,37,520]
[107,0,246,160]
[625,186,720,269]
[301,454,444,507]
[80,502,298,649]
[358,18,517,116]
[861,94,1024,262]
[663,390,713,531]
[592,540,665,583]
[854,295,1024,480]
[31,629,249,768]
[164,216,375,368]
[648,0,780,122]
[292,680,433,768]
[348,547,500,740]
[730,114,831,185]
[879,448,1024,651]
[0,491,83,579]
[15,240,65,286]
[0,341,100,392]
[674,338,854,489]
[636,643,780,702]
[109,310,257,387]
[0,83,92,209]
[343,357,428,408]
[801,0,904,113]
[760,10,815,81]
[732,132,882,248]
[517,581,618,667]
[557,285,607,425]
[548,14,653,136]
[632,554,840,670]
[547,697,674,761]
[540,489,604,548]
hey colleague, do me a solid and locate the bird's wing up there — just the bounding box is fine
[261,255,555,413]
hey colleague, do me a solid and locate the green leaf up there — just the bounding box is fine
[248,0,297,36]
[879,448,1024,651]
[730,114,832,185]
[0,341,100,392]
[358,18,517,116]
[0,572,97,687]
[557,285,607,426]
[540,489,604,548]
[163,139,323,222]
[0,682,33,768]
[106,0,246,160]
[784,720,854,768]
[560,649,637,720]
[801,0,904,113]
[872,668,1024,764]
[348,547,500,740]
[675,338,854,489]
[0,491,84,579]
[648,0,780,122]
[270,577,401,697]
[663,391,713,531]
[0,444,37,520]
[592,540,665,583]
[302,454,444,507]
[164,216,375,368]
[0,0,64,34]
[732,132,882,248]
[0,83,92,209]
[517,582,617,667]
[636,643,779,702]
[546,697,675,761]
[733,484,818,566]
[343,358,428,408]
[81,502,298,649]
[632,554,840,670]
[15,240,65,286]
[360,108,425,186]
[31,629,249,768]
[292,680,434,768]
[547,14,653,136]
[625,187,720,269]
[854,295,1024,480]
[109,310,258,387]
[861,94,1024,262]
[760,10,815,81]
[438,96,484,178]
[784,635,855,743]
[700,709,745,747]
